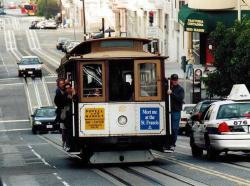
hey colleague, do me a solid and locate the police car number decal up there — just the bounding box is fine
[233,120,248,125]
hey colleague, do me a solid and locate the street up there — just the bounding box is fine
[1,9,250,186]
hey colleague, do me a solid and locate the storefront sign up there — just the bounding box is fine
[140,108,160,130]
[85,108,105,130]
[186,19,205,33]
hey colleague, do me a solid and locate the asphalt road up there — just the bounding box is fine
[1,9,250,186]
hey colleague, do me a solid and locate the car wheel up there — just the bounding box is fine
[185,124,191,136]
[190,134,203,158]
[32,127,37,134]
[205,134,219,160]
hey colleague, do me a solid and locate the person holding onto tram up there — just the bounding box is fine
[164,74,184,152]
[61,83,77,152]
[54,78,68,148]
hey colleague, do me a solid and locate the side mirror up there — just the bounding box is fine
[31,114,34,117]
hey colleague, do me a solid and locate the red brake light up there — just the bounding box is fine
[181,118,187,121]
[218,122,231,133]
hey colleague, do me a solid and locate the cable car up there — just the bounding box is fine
[57,37,170,163]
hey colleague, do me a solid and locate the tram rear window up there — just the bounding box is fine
[82,64,103,97]
[100,40,133,48]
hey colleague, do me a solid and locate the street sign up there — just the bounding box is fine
[147,26,159,38]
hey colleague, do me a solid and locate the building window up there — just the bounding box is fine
[192,32,200,64]
[179,0,185,9]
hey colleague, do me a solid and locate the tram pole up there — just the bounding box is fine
[81,0,87,41]
[168,79,172,135]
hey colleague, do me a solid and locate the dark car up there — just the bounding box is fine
[29,21,39,29]
[56,37,69,50]
[186,100,217,135]
[0,8,6,15]
[31,107,59,134]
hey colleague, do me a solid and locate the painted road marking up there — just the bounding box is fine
[154,153,250,185]
[0,119,29,123]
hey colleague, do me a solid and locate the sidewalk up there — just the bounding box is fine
[164,60,184,79]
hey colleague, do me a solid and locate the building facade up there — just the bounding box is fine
[179,0,250,67]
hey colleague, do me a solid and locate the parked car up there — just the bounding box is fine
[65,41,80,53]
[190,84,250,160]
[18,56,43,77]
[61,40,74,52]
[31,106,59,134]
[56,37,69,50]
[179,104,196,135]
[0,8,6,15]
[44,20,57,29]
[35,20,46,29]
[29,20,39,29]
[187,100,217,129]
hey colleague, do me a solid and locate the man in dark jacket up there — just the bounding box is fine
[54,78,66,126]
[165,74,184,152]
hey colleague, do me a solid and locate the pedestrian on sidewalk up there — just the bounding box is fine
[186,53,195,79]
[164,74,184,152]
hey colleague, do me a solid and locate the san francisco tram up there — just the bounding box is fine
[57,37,170,163]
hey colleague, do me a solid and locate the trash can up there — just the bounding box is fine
[181,56,187,73]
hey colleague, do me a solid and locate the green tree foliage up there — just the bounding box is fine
[37,0,60,18]
[205,20,250,97]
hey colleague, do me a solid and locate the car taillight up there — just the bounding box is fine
[218,122,231,133]
[181,118,187,121]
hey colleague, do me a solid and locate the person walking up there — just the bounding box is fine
[186,53,195,79]
[164,74,184,152]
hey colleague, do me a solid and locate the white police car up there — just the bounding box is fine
[190,84,250,159]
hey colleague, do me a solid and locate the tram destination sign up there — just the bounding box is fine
[140,108,160,130]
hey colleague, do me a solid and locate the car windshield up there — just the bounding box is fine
[21,58,40,65]
[35,108,56,117]
[217,103,250,119]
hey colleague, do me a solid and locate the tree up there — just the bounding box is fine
[36,0,60,18]
[204,20,250,97]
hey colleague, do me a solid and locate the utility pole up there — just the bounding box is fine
[45,0,48,19]
[238,0,241,21]
[81,0,87,41]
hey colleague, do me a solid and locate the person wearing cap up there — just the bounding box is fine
[164,74,184,152]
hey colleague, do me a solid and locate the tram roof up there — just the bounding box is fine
[68,37,151,56]
[60,37,168,66]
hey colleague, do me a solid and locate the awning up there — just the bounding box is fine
[179,5,250,33]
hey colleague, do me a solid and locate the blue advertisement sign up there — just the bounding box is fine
[140,107,160,130]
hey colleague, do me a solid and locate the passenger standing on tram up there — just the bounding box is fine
[62,83,76,151]
[164,74,184,152]
[54,78,67,148]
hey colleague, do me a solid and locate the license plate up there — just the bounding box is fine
[28,71,33,74]
[46,125,53,129]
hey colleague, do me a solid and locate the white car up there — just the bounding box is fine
[190,84,250,160]
[179,104,196,135]
[18,56,43,77]
[44,20,57,29]
[65,41,80,53]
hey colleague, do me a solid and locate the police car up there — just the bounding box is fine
[190,84,250,159]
